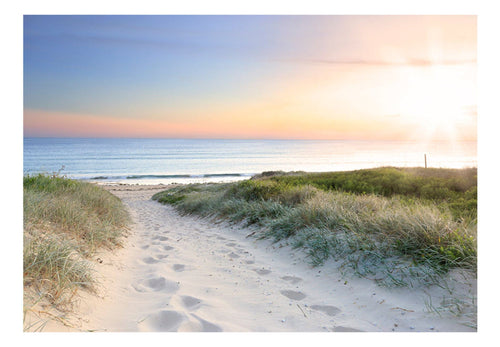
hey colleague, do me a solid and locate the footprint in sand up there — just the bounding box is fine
[140,245,150,250]
[156,254,169,259]
[162,245,174,251]
[253,268,272,275]
[132,276,179,293]
[226,242,237,247]
[190,313,223,332]
[152,235,169,241]
[310,304,341,316]
[227,252,240,259]
[181,295,203,311]
[172,264,186,272]
[244,260,255,264]
[331,326,364,332]
[281,275,303,284]
[280,290,306,301]
[139,310,186,332]
[141,256,160,264]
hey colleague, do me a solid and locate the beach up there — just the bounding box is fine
[30,183,476,332]
[20,14,481,337]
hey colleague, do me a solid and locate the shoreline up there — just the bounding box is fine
[89,176,250,187]
[35,183,476,332]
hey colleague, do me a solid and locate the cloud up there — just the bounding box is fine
[280,58,476,67]
[26,32,208,53]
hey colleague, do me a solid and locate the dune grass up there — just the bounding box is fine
[23,174,130,321]
[153,167,476,287]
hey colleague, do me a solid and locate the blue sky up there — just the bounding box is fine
[24,16,314,115]
[23,15,477,140]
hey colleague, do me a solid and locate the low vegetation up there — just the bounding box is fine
[23,174,129,327]
[153,167,477,287]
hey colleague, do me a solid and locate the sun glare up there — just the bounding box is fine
[398,64,476,142]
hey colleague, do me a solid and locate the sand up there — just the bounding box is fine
[35,184,476,332]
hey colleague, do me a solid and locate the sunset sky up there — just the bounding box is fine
[23,15,477,141]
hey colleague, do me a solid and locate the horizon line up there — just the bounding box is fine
[23,136,478,142]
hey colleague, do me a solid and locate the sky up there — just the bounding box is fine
[23,15,477,141]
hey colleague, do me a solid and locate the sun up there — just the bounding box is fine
[397,64,476,142]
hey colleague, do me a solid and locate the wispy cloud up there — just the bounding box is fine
[25,32,211,52]
[282,58,476,67]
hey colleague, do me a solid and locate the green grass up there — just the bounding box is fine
[153,167,476,287]
[259,167,477,220]
[23,174,130,318]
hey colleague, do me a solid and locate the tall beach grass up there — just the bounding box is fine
[23,174,129,325]
[153,167,476,288]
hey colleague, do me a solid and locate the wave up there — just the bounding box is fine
[126,174,192,179]
[203,173,249,178]
[87,173,253,180]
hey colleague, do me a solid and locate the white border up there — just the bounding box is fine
[4,1,499,346]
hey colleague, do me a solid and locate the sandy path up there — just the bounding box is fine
[67,185,475,332]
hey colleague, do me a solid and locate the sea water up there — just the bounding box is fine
[23,138,477,185]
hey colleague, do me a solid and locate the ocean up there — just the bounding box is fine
[23,138,477,185]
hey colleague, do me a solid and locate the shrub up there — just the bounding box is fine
[153,167,476,287]
[24,174,129,318]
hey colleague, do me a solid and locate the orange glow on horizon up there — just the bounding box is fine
[23,105,477,141]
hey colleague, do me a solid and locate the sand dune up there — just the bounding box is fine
[46,184,476,332]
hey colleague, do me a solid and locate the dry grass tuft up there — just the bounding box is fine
[23,174,130,329]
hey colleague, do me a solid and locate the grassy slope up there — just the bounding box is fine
[23,174,130,322]
[153,167,476,287]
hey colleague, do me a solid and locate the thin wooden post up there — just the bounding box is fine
[424,154,427,168]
